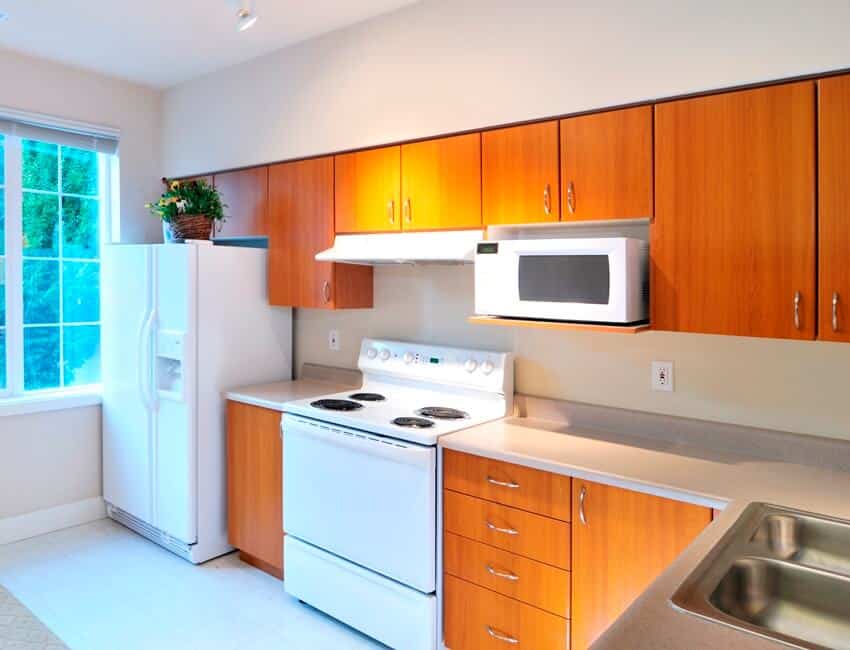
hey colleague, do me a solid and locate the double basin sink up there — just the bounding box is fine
[672,502,850,649]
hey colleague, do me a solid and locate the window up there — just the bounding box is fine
[0,127,114,398]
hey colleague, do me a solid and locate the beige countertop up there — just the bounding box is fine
[439,397,850,650]
[224,364,360,411]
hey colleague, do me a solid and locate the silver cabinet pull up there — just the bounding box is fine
[567,180,576,214]
[486,564,519,581]
[579,486,587,525]
[543,184,551,215]
[486,476,520,489]
[403,198,412,223]
[387,200,395,224]
[833,292,840,332]
[486,626,519,645]
[486,521,519,536]
[794,291,801,330]
[322,281,331,304]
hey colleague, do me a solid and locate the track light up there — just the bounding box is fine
[232,1,257,32]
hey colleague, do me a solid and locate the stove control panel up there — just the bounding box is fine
[359,338,513,394]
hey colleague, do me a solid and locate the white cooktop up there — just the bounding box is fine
[282,339,514,446]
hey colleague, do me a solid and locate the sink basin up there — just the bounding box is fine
[672,503,850,649]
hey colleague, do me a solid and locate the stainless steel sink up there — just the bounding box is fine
[672,503,850,649]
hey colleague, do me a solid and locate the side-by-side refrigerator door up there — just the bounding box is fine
[152,244,199,545]
[102,245,154,524]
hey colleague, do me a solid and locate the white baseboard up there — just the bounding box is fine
[0,497,106,545]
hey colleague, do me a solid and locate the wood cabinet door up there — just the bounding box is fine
[400,133,481,230]
[335,146,401,233]
[226,401,283,576]
[571,480,711,650]
[483,121,560,225]
[818,74,850,342]
[653,82,816,339]
[560,106,653,221]
[268,157,373,309]
[213,167,269,238]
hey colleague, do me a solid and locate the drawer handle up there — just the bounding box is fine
[486,564,519,581]
[486,476,520,489]
[579,486,588,525]
[486,626,519,645]
[486,521,519,536]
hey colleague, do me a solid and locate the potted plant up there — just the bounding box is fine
[147,178,227,242]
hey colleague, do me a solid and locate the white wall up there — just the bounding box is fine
[161,0,850,440]
[0,49,162,529]
[0,47,163,243]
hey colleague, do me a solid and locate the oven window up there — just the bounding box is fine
[518,254,610,304]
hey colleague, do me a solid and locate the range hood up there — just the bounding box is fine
[315,230,484,265]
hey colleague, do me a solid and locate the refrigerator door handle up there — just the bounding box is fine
[138,308,155,410]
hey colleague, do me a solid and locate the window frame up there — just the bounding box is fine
[0,134,112,399]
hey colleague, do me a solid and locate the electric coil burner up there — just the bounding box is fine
[349,392,386,402]
[392,417,435,429]
[416,406,469,420]
[310,399,363,411]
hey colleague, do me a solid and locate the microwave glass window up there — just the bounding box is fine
[518,254,610,304]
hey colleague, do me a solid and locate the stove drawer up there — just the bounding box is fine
[444,574,569,650]
[444,490,570,569]
[283,414,437,592]
[444,532,570,618]
[444,450,571,521]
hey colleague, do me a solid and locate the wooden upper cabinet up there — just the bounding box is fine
[818,74,850,342]
[335,146,401,233]
[483,121,560,225]
[268,157,372,309]
[226,401,284,578]
[400,133,481,231]
[653,82,816,339]
[571,480,711,650]
[560,106,653,221]
[213,167,269,238]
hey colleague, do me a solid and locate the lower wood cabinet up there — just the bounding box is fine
[226,400,284,578]
[570,479,712,650]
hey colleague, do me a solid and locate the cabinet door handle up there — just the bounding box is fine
[486,521,519,536]
[486,476,520,489]
[567,180,576,214]
[322,281,331,304]
[403,198,412,223]
[794,291,801,330]
[486,626,519,645]
[486,564,519,581]
[543,184,552,215]
[833,292,840,332]
[579,486,587,525]
[387,200,395,224]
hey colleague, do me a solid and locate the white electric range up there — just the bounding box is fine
[282,338,513,650]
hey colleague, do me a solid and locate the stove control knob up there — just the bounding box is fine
[481,360,495,375]
[403,352,414,364]
[380,349,391,361]
[464,359,478,373]
[366,347,378,360]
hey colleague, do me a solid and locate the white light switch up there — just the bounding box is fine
[652,361,674,392]
[328,330,340,351]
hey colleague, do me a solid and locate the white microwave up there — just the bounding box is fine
[474,237,649,324]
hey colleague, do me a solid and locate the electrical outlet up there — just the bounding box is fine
[328,330,340,352]
[651,361,674,392]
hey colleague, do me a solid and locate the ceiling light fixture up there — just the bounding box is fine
[235,1,257,32]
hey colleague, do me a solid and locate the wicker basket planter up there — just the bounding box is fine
[168,214,213,241]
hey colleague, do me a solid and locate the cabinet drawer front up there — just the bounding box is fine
[444,574,569,650]
[444,450,571,521]
[444,532,570,618]
[444,491,570,569]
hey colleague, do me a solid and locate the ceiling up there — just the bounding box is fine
[0,0,419,88]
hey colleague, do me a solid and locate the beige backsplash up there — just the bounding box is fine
[294,265,850,441]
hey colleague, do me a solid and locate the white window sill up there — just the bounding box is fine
[0,386,102,417]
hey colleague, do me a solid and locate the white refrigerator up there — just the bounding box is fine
[102,242,292,563]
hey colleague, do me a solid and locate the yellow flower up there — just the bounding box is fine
[170,180,181,190]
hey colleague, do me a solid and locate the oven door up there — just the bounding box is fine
[475,237,634,322]
[283,414,437,593]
